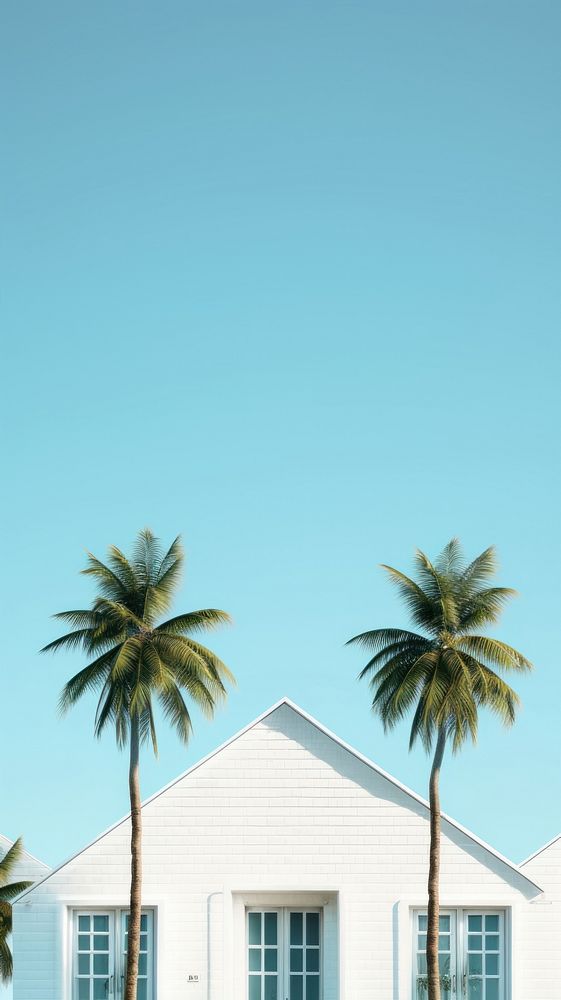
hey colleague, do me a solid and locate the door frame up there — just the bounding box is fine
[246,906,323,1000]
[411,908,506,1000]
[71,908,154,1000]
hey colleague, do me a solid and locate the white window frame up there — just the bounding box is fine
[246,906,323,1000]
[411,909,507,1000]
[72,908,155,1000]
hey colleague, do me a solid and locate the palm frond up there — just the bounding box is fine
[52,610,102,628]
[156,681,192,743]
[133,528,163,587]
[380,566,438,632]
[346,627,428,651]
[138,703,158,755]
[0,935,13,984]
[470,661,520,724]
[435,538,464,577]
[156,609,232,636]
[357,637,433,682]
[157,535,183,581]
[0,880,32,902]
[457,636,532,673]
[81,553,128,601]
[94,679,128,743]
[41,628,95,654]
[0,839,23,884]
[59,648,119,714]
[112,638,143,681]
[460,546,498,591]
[459,588,518,630]
[373,650,439,731]
[92,599,145,632]
[143,550,183,620]
[156,633,235,691]
[106,545,139,593]
[414,549,460,631]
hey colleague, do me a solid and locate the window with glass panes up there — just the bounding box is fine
[414,911,455,1000]
[75,913,113,1000]
[247,908,321,1000]
[413,910,505,1000]
[73,910,154,1000]
[465,912,503,1000]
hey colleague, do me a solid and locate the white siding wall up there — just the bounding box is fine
[12,704,542,1000]
[520,837,561,999]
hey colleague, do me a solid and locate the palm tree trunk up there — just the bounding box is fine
[124,714,142,1000]
[427,727,447,1000]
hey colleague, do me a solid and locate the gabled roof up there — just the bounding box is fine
[521,832,561,867]
[0,834,49,873]
[17,697,542,900]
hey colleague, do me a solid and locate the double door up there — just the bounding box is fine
[74,910,153,1000]
[247,908,321,1000]
[413,910,504,999]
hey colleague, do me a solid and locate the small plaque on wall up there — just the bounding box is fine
[187,974,200,984]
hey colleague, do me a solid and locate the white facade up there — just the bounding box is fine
[12,700,550,1000]
[0,835,49,1000]
[519,835,561,999]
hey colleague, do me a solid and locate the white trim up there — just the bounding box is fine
[0,833,50,872]
[520,832,561,867]
[16,697,542,901]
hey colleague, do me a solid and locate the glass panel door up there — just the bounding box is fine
[413,911,457,999]
[288,911,320,1000]
[75,912,114,1000]
[464,912,504,1000]
[120,911,154,1000]
[247,911,280,1000]
[247,909,321,1000]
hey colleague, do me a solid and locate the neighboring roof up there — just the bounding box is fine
[17,697,543,900]
[0,834,50,873]
[521,832,561,867]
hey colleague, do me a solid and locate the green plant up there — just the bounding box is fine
[348,540,532,1000]
[43,529,234,1000]
[0,839,32,983]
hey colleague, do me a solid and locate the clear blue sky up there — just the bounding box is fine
[2,1,560,869]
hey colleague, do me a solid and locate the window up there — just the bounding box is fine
[247,908,321,1000]
[73,910,154,1000]
[413,910,505,1000]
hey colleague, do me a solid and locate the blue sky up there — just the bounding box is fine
[2,1,560,869]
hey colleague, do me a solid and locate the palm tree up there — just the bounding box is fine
[0,838,32,983]
[42,529,234,1000]
[347,540,532,1000]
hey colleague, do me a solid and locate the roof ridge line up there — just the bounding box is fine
[520,832,561,867]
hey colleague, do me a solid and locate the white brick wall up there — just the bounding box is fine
[12,703,545,999]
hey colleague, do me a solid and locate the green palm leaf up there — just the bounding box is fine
[350,538,532,753]
[457,635,532,672]
[0,839,33,985]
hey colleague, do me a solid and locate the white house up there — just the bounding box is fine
[0,835,49,1000]
[11,699,552,1000]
